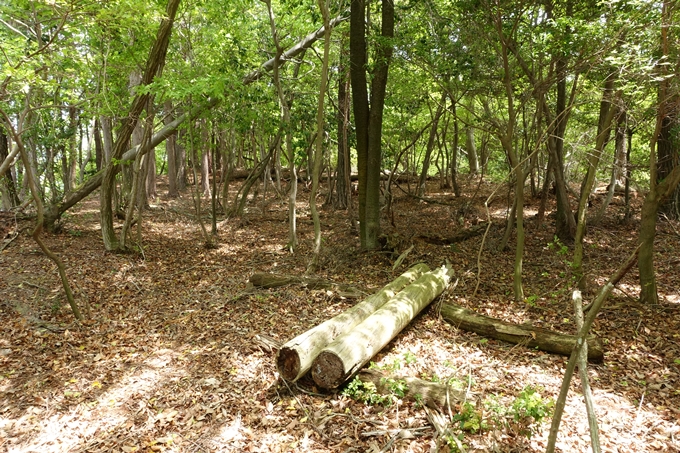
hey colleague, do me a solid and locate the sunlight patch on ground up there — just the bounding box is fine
[3,349,183,453]
[377,327,680,452]
[660,291,680,304]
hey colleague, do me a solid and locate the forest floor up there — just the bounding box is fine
[1,175,679,453]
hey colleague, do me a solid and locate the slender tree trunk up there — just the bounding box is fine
[64,106,78,194]
[335,36,351,210]
[450,99,460,197]
[100,0,180,251]
[364,0,394,250]
[639,1,680,302]
[495,9,524,301]
[309,0,332,270]
[263,0,300,252]
[100,116,113,165]
[350,0,370,249]
[1,110,82,320]
[164,100,179,197]
[0,128,20,208]
[465,125,479,175]
[594,109,627,224]
[94,118,103,171]
[200,122,211,198]
[573,77,618,291]
[418,93,446,197]
[146,146,157,201]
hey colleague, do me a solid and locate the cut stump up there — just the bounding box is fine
[311,266,451,389]
[276,264,429,382]
[357,369,473,409]
[440,303,604,362]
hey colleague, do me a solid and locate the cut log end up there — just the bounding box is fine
[277,347,301,382]
[312,351,346,389]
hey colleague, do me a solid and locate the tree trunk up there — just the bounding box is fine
[308,0,332,270]
[277,264,428,382]
[311,266,450,389]
[350,0,370,249]
[0,129,20,208]
[100,0,180,251]
[440,303,603,361]
[165,100,179,197]
[94,118,103,171]
[658,105,680,219]
[64,106,78,194]
[364,0,394,250]
[335,37,351,210]
[263,0,300,252]
[42,17,339,231]
[100,116,114,166]
[147,146,157,201]
[418,93,446,197]
[450,98,460,197]
[573,77,618,291]
[465,125,479,175]
[200,126,211,198]
[639,0,680,303]
[593,109,627,224]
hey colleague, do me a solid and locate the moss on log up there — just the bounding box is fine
[276,264,430,382]
[357,369,472,409]
[311,266,451,389]
[440,303,604,362]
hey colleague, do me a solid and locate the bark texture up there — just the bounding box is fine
[311,266,450,389]
[276,264,429,382]
[357,369,472,409]
[440,303,604,362]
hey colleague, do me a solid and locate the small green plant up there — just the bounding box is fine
[525,294,539,307]
[548,236,569,256]
[382,377,407,399]
[342,377,391,406]
[452,401,486,433]
[341,376,406,407]
[402,351,417,365]
[509,385,554,438]
[483,394,508,427]
[444,432,467,453]
[446,376,467,390]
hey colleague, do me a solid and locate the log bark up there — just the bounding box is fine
[357,369,472,410]
[311,266,451,389]
[440,303,604,362]
[277,264,429,382]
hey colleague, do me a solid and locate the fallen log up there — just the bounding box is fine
[440,303,604,362]
[249,272,362,297]
[276,264,430,382]
[357,369,473,410]
[312,266,451,389]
